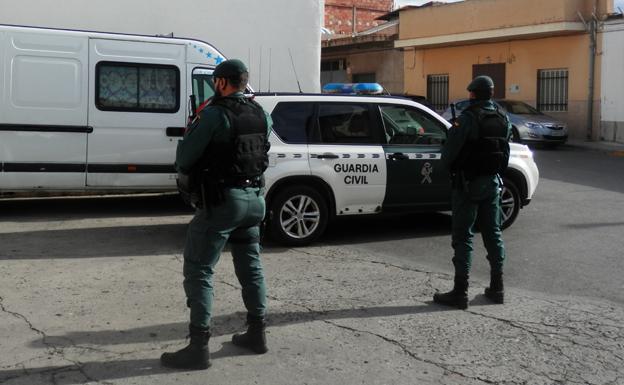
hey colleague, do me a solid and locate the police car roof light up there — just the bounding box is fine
[322,83,385,95]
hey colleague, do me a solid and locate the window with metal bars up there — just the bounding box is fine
[426,74,449,111]
[537,69,568,112]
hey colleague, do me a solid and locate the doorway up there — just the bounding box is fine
[472,63,506,99]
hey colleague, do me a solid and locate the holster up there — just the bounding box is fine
[176,172,202,209]
[451,171,470,192]
[200,178,225,208]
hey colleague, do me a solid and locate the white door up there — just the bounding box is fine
[86,39,187,188]
[308,102,387,215]
[0,30,88,190]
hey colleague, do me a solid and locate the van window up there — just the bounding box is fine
[96,62,180,113]
[271,102,314,144]
[192,68,215,110]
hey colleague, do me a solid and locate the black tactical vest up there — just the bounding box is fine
[456,102,510,179]
[202,96,269,183]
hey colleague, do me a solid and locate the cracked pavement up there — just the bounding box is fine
[1,215,624,385]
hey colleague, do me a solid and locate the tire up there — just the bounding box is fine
[512,127,522,143]
[500,177,521,229]
[268,185,329,246]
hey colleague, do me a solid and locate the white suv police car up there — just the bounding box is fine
[253,90,539,246]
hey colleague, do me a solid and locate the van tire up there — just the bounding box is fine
[268,185,329,246]
[500,177,520,229]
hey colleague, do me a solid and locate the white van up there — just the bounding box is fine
[0,24,221,193]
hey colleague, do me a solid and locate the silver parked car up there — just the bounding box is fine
[442,99,568,146]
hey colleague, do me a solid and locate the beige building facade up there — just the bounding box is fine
[397,0,614,140]
[322,20,404,93]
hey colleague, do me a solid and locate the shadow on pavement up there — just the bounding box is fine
[36,304,455,348]
[0,344,275,385]
[264,212,452,249]
[0,194,193,223]
[0,223,188,260]
[563,221,624,229]
[7,304,459,383]
[1,212,451,260]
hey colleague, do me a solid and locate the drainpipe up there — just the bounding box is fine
[352,6,357,34]
[587,14,597,140]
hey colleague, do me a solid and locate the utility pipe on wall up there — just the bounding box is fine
[587,13,597,140]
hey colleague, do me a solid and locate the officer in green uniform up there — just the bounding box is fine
[161,59,272,370]
[433,75,511,310]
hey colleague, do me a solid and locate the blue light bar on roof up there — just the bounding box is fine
[322,83,385,95]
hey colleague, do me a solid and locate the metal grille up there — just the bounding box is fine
[537,69,568,112]
[427,74,449,111]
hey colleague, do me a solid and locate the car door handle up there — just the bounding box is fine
[317,153,340,159]
[166,127,186,137]
[389,153,409,160]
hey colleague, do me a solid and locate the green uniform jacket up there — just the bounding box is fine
[441,99,512,176]
[175,92,273,174]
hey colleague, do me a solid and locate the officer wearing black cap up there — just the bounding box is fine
[161,59,272,370]
[433,75,511,310]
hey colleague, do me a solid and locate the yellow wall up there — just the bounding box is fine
[403,34,598,138]
[324,49,404,93]
[399,0,611,39]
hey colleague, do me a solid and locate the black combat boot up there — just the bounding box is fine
[232,314,268,354]
[433,274,469,310]
[484,271,504,304]
[161,324,210,370]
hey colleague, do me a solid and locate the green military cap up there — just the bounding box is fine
[213,59,248,78]
[467,75,494,92]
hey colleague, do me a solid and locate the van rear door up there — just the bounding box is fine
[87,39,186,189]
[0,30,89,190]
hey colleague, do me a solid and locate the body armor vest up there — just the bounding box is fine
[201,96,269,183]
[455,102,510,180]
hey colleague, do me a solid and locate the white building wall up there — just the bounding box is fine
[0,0,322,93]
[600,18,624,143]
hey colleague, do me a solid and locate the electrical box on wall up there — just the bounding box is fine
[510,84,520,93]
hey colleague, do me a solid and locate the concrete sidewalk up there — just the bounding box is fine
[1,237,623,385]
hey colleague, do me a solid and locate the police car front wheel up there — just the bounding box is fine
[500,177,520,229]
[269,186,329,246]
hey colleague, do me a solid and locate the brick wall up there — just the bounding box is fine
[325,0,393,35]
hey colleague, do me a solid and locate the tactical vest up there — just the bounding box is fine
[201,96,269,184]
[456,102,510,180]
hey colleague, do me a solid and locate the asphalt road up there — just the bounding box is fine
[320,144,624,304]
[1,144,622,305]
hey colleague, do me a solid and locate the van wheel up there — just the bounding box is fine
[500,177,520,229]
[269,185,328,246]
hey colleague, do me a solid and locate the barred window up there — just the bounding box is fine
[537,69,568,112]
[426,74,449,111]
[321,59,346,72]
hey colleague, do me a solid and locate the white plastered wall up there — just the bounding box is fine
[600,19,624,143]
[0,0,322,93]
